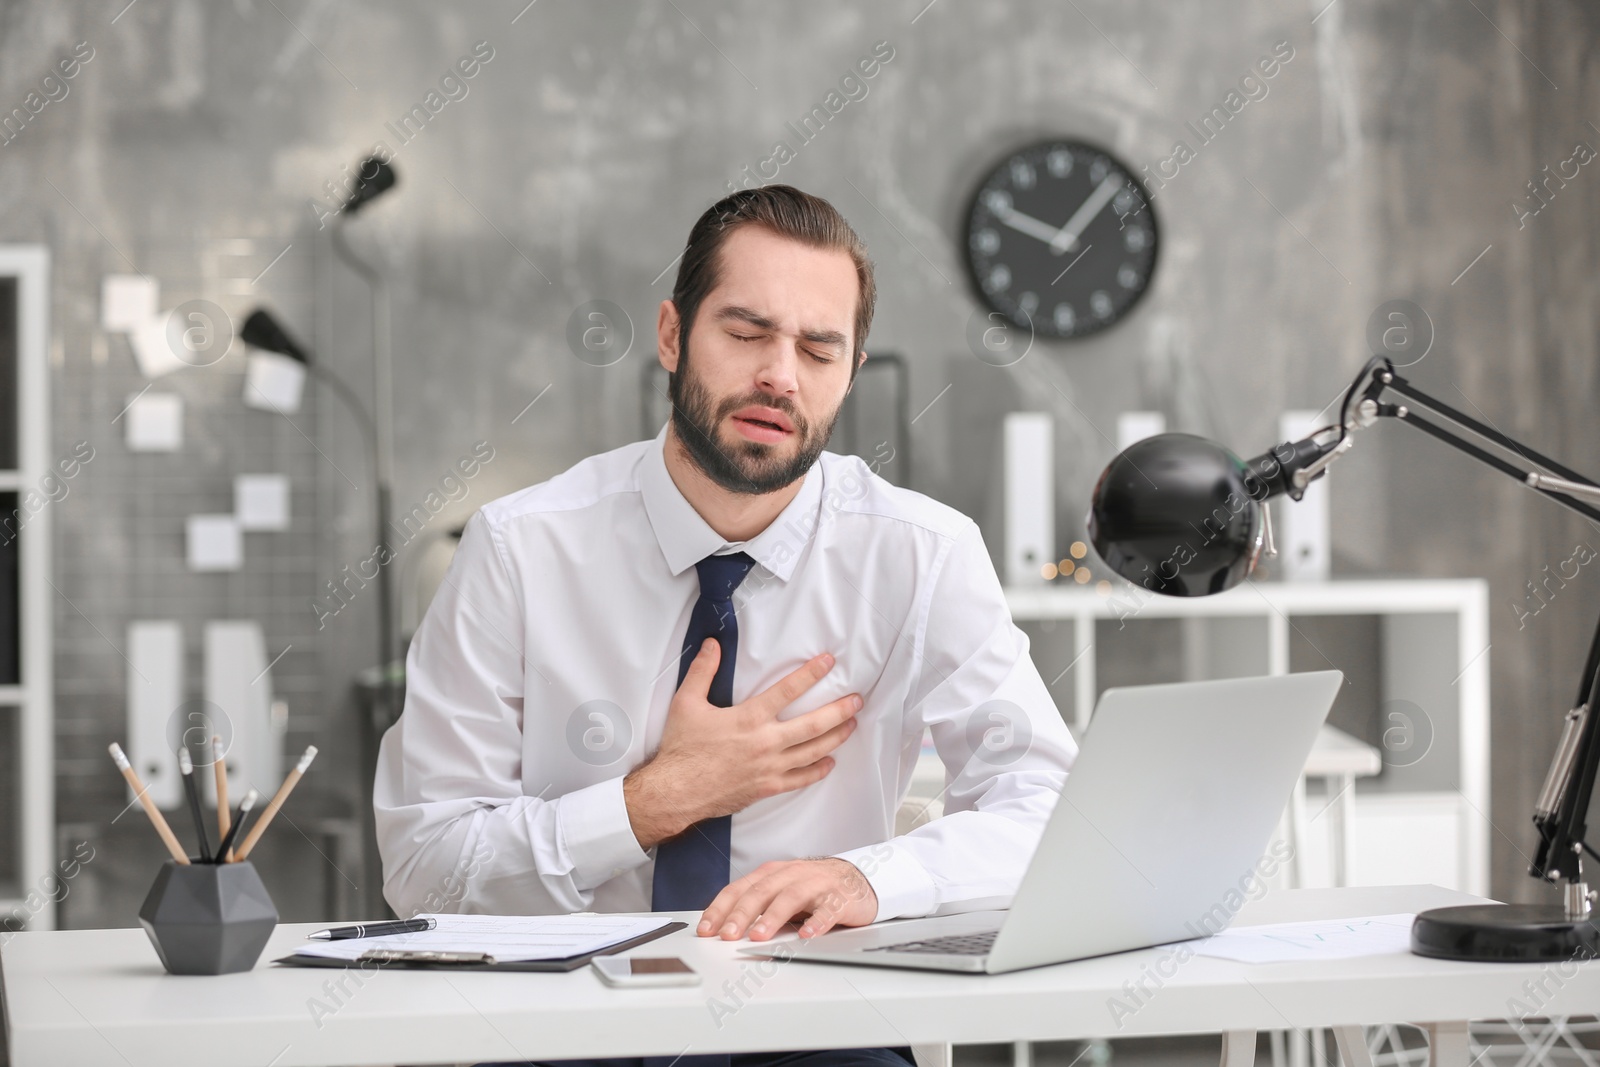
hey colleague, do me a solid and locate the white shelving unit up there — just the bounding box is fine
[0,246,52,931]
[1004,578,1491,897]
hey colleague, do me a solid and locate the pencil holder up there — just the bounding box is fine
[138,859,279,975]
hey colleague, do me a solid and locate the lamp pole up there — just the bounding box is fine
[324,157,402,759]
[329,220,398,733]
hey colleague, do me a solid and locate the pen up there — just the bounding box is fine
[233,745,317,862]
[214,788,258,864]
[178,748,213,862]
[308,918,437,941]
[212,735,230,849]
[108,743,189,865]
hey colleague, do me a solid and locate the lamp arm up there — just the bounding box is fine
[1378,367,1600,522]
[1252,355,1600,524]
[1536,614,1600,894]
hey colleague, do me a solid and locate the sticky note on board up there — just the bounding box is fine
[235,474,290,531]
[102,274,158,332]
[129,312,187,378]
[125,392,183,452]
[243,351,307,412]
[187,514,243,571]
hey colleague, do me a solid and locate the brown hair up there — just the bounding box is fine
[670,185,876,379]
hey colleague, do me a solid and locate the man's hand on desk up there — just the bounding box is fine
[698,857,877,941]
[622,641,862,849]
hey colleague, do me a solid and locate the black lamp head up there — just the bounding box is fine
[1087,433,1267,597]
[342,157,397,215]
[240,309,311,365]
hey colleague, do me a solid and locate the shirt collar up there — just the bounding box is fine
[639,422,823,583]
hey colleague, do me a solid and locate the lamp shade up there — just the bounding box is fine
[240,309,310,365]
[1086,433,1265,597]
[343,157,397,215]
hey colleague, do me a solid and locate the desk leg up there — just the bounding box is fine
[1223,1030,1258,1067]
[1290,1029,1309,1067]
[1288,776,1310,889]
[1421,1021,1470,1067]
[1332,1026,1374,1067]
[1329,774,1355,888]
[1011,1040,1030,1067]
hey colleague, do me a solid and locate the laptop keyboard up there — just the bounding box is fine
[864,929,999,956]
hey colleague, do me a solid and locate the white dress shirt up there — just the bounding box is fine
[374,425,1077,923]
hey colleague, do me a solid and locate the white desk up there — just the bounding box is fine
[5,885,1594,1067]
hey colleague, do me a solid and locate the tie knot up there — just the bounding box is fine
[695,551,756,601]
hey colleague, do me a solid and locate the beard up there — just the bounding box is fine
[668,339,843,496]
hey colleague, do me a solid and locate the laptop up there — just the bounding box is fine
[742,671,1343,974]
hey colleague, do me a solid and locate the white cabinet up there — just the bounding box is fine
[0,246,53,931]
[1004,579,1490,896]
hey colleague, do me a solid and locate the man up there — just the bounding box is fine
[374,184,1077,1067]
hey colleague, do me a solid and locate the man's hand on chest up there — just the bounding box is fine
[621,640,862,849]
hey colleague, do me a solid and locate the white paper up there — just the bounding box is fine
[294,914,673,963]
[102,274,158,331]
[125,392,182,452]
[236,474,290,530]
[1191,913,1415,963]
[129,312,186,378]
[243,351,307,413]
[187,514,243,571]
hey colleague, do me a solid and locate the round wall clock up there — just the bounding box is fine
[963,139,1158,341]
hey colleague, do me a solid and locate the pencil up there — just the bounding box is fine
[214,789,258,863]
[212,735,230,850]
[178,748,213,863]
[108,743,190,865]
[233,746,317,862]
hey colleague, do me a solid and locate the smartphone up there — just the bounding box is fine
[591,955,701,987]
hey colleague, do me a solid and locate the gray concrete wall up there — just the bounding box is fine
[0,0,1595,920]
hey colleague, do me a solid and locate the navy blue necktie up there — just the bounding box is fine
[650,551,756,912]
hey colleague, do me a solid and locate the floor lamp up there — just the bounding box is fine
[330,157,402,731]
[241,159,403,916]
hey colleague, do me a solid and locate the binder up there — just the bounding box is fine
[272,920,687,973]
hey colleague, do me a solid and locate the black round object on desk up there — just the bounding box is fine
[1410,904,1600,962]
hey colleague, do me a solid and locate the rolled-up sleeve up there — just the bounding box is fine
[373,511,649,917]
[835,519,1078,922]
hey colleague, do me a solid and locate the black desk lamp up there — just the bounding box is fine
[1086,354,1600,962]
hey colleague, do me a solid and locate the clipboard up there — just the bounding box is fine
[272,920,688,973]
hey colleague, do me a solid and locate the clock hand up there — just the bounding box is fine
[993,205,1070,246]
[1048,175,1124,255]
